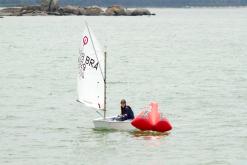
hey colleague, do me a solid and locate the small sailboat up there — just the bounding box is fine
[77,23,135,131]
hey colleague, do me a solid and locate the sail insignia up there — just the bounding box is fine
[77,25,105,110]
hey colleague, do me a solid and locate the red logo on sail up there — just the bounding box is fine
[83,36,88,45]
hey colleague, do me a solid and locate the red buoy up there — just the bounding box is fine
[131,111,153,131]
[131,102,172,132]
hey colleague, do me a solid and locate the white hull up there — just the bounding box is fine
[93,116,136,131]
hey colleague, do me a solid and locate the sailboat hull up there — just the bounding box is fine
[93,116,136,131]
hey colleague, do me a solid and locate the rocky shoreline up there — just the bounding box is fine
[0,1,154,17]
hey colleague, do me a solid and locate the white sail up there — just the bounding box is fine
[77,25,105,110]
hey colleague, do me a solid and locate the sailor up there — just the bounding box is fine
[115,99,134,121]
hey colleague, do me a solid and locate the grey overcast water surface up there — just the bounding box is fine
[0,8,247,165]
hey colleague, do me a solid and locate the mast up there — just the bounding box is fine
[104,51,107,119]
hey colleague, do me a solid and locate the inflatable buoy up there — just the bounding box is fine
[154,118,172,132]
[131,102,172,132]
[131,111,153,131]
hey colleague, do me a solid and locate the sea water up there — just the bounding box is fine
[0,8,247,165]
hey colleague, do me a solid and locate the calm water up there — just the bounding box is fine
[0,8,247,165]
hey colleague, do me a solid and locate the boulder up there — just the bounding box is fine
[47,11,61,15]
[125,9,132,16]
[78,8,86,15]
[105,5,126,16]
[22,11,48,16]
[0,7,21,13]
[20,5,42,15]
[84,6,104,15]
[41,0,59,12]
[21,5,41,11]
[131,8,151,16]
[0,7,22,16]
[59,5,80,15]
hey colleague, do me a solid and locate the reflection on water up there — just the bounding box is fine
[131,130,170,140]
[93,128,171,140]
[92,128,120,133]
